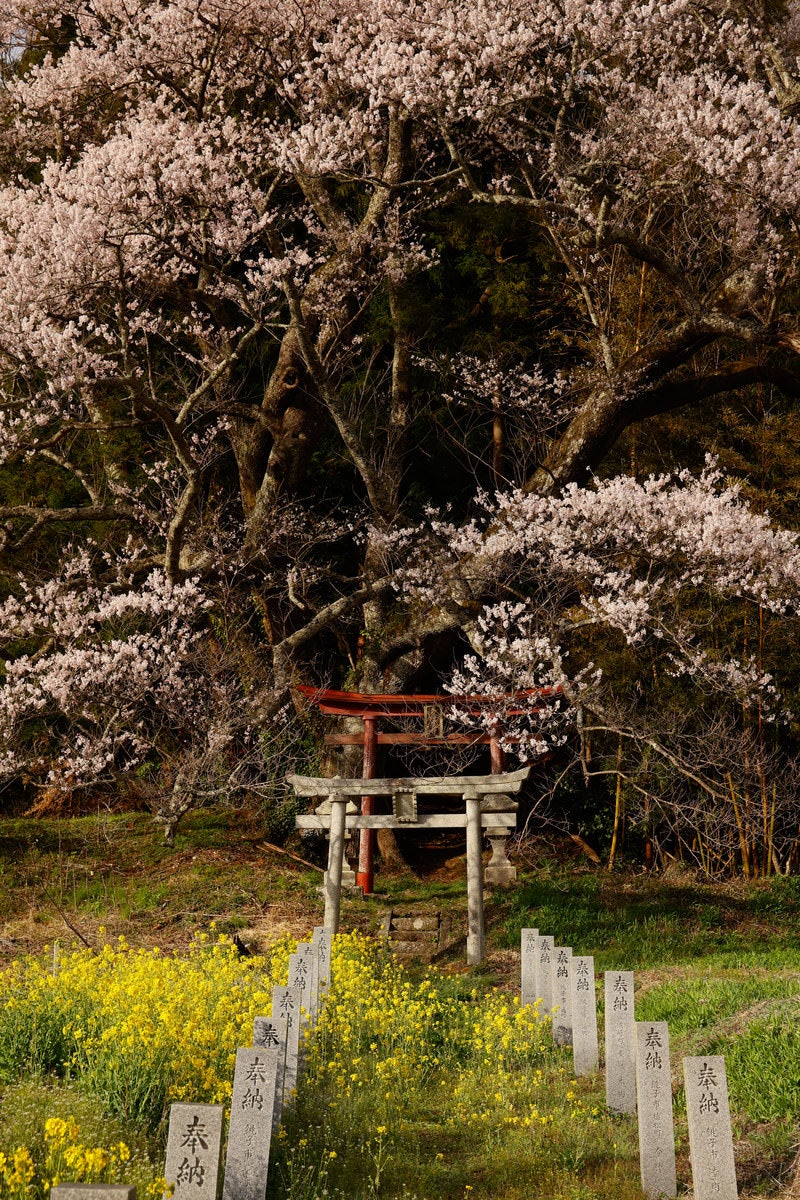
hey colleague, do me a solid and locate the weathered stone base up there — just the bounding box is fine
[484,831,517,885]
[381,910,453,961]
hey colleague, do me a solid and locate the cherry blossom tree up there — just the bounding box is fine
[383,460,800,760]
[1,0,800,854]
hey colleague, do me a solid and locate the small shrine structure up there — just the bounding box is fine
[288,766,530,964]
[288,687,551,963]
[295,685,546,894]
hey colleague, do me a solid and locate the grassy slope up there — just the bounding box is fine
[3,810,800,1196]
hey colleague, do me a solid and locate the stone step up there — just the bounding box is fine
[381,909,453,960]
[389,940,438,960]
[388,929,438,943]
[391,916,439,931]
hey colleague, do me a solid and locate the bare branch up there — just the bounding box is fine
[176,321,264,425]
[0,503,137,523]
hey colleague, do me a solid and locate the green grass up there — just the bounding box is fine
[4,811,800,1195]
[636,971,800,1035]
[502,870,800,971]
[0,1078,163,1193]
[270,1048,646,1200]
[0,809,322,950]
[721,1008,800,1123]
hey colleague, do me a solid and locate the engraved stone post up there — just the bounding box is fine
[536,935,555,1013]
[552,946,573,1045]
[289,946,314,1073]
[288,948,313,1024]
[465,791,485,965]
[164,1104,223,1200]
[520,927,538,1007]
[312,925,332,1012]
[683,1056,738,1200]
[570,955,599,1076]
[222,1047,279,1200]
[271,985,301,1101]
[323,796,348,932]
[254,1016,288,1133]
[605,970,636,1113]
[635,1023,677,1199]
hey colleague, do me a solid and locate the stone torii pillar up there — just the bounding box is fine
[464,789,485,965]
[323,795,349,933]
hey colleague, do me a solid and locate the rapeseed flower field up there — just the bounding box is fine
[0,928,292,1128]
[0,930,618,1200]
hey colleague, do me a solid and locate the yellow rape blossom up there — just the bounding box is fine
[3,927,599,1200]
[2,1116,164,1200]
[0,931,294,1131]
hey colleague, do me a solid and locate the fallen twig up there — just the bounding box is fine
[258,841,324,873]
[41,885,93,948]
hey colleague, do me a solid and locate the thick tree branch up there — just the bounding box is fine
[0,505,139,553]
[40,450,101,504]
[176,322,264,425]
[164,472,204,583]
[640,360,800,420]
[525,313,784,495]
[272,576,394,688]
[596,227,695,307]
[0,504,137,523]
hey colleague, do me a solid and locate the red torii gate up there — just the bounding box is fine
[297,686,552,894]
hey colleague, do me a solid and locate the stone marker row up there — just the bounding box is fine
[521,932,625,1098]
[520,928,598,1076]
[520,930,739,1200]
[222,925,332,1200]
[636,1032,738,1200]
[50,923,738,1200]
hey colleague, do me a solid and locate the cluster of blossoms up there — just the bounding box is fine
[42,1117,131,1185]
[418,354,571,421]
[376,462,800,752]
[0,1148,34,1198]
[281,931,589,1152]
[447,604,589,759]
[424,463,800,617]
[0,928,592,1191]
[0,0,796,797]
[0,930,293,1130]
[0,1117,166,1200]
[0,0,794,400]
[0,556,210,786]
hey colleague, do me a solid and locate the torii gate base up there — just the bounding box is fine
[288,767,529,965]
